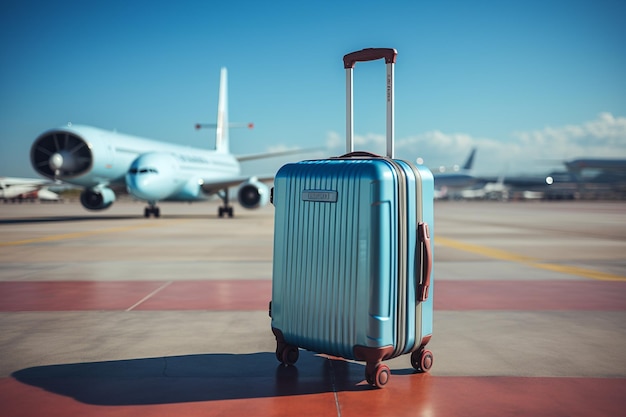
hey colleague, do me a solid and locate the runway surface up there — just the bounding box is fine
[1,200,625,416]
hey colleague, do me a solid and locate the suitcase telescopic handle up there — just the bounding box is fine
[343,48,397,158]
[343,48,397,69]
[417,222,432,302]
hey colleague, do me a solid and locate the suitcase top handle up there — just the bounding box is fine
[334,151,382,159]
[343,48,397,69]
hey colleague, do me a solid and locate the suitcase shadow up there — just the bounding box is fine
[12,351,378,405]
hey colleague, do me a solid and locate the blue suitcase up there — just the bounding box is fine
[270,48,434,388]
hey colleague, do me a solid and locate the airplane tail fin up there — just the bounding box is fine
[463,148,477,170]
[215,67,229,153]
[195,68,253,150]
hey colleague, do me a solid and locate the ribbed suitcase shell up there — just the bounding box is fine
[271,156,434,362]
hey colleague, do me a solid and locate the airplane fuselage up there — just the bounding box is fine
[33,125,239,191]
[29,123,264,217]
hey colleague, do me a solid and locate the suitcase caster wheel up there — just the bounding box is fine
[411,348,433,373]
[374,364,390,388]
[281,345,299,366]
[366,364,390,389]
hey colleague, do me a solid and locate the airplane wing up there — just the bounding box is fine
[236,147,324,162]
[199,174,274,194]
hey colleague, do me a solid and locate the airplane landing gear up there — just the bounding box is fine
[218,190,233,218]
[218,206,233,218]
[144,202,160,218]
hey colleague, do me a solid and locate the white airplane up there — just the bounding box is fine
[460,175,509,200]
[418,148,477,199]
[0,177,59,201]
[30,68,302,218]
[431,148,477,190]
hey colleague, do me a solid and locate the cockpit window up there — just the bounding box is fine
[129,168,158,175]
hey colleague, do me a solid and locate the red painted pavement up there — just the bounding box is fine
[2,372,625,417]
[0,281,166,311]
[2,279,625,416]
[0,280,624,311]
[434,280,626,311]
[134,280,273,311]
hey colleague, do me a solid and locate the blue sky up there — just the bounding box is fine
[1,0,625,178]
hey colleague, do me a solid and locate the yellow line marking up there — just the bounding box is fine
[435,237,535,263]
[529,262,626,282]
[436,236,626,282]
[0,220,187,247]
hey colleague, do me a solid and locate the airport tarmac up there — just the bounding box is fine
[1,200,625,416]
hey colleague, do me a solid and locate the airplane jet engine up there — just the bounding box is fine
[237,178,270,209]
[31,130,92,179]
[80,187,116,210]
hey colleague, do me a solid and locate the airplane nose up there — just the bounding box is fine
[126,171,172,201]
[127,174,151,200]
[126,153,179,201]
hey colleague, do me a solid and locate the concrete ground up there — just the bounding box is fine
[1,199,625,416]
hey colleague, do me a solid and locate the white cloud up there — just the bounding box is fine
[325,131,342,149]
[251,113,626,177]
[322,112,626,175]
[513,112,626,150]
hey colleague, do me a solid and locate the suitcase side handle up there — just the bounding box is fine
[343,48,397,69]
[417,222,432,302]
